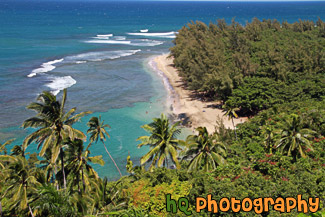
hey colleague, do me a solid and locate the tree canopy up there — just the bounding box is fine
[170,18,325,115]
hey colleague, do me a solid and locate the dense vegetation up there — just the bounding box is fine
[0,18,324,216]
[170,18,325,115]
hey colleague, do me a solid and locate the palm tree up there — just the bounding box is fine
[0,154,16,217]
[39,150,57,184]
[275,114,316,159]
[87,116,122,177]
[0,139,15,170]
[22,89,92,189]
[260,124,277,154]
[65,139,104,193]
[11,144,26,157]
[0,155,40,216]
[87,177,109,215]
[126,154,134,174]
[68,191,93,216]
[0,138,15,155]
[137,113,184,171]
[222,105,239,140]
[31,184,73,216]
[182,127,227,172]
[86,176,125,215]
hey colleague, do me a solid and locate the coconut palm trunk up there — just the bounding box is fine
[222,105,239,141]
[164,157,169,169]
[102,141,122,177]
[232,118,237,140]
[54,165,59,190]
[82,169,86,192]
[24,175,35,217]
[60,147,66,189]
[56,132,66,189]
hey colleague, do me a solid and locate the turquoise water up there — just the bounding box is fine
[1,0,325,179]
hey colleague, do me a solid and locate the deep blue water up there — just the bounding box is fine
[1,0,324,179]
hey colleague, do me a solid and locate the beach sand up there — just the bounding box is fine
[153,54,247,134]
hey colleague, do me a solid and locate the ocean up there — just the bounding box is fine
[1,0,324,179]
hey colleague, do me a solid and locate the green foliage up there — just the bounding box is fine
[182,127,227,172]
[137,113,184,171]
[298,210,325,217]
[1,18,325,216]
[31,184,74,216]
[104,208,155,217]
[1,92,324,216]
[87,115,122,177]
[22,89,91,163]
[275,114,317,159]
[225,77,285,115]
[171,18,325,115]
[126,178,192,216]
[126,154,134,174]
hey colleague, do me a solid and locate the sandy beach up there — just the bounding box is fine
[153,54,247,134]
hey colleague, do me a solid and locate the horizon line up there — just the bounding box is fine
[7,0,325,1]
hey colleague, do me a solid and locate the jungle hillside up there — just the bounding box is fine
[0,18,324,216]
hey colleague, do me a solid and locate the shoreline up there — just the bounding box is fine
[151,54,247,134]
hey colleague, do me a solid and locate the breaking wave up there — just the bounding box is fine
[127,31,176,37]
[27,59,64,77]
[65,49,141,62]
[45,76,77,96]
[85,40,131,44]
[130,39,164,46]
[97,34,113,37]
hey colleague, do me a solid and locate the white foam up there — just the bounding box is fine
[85,39,163,46]
[127,31,176,37]
[85,40,131,44]
[114,49,141,58]
[97,34,113,37]
[92,36,110,40]
[114,36,126,40]
[157,35,176,39]
[130,40,164,47]
[66,50,141,62]
[46,59,64,65]
[140,29,148,33]
[75,61,87,64]
[45,76,77,96]
[28,58,64,77]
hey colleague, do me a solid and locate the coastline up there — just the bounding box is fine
[151,54,247,134]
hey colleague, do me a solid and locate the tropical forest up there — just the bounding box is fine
[0,18,324,216]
